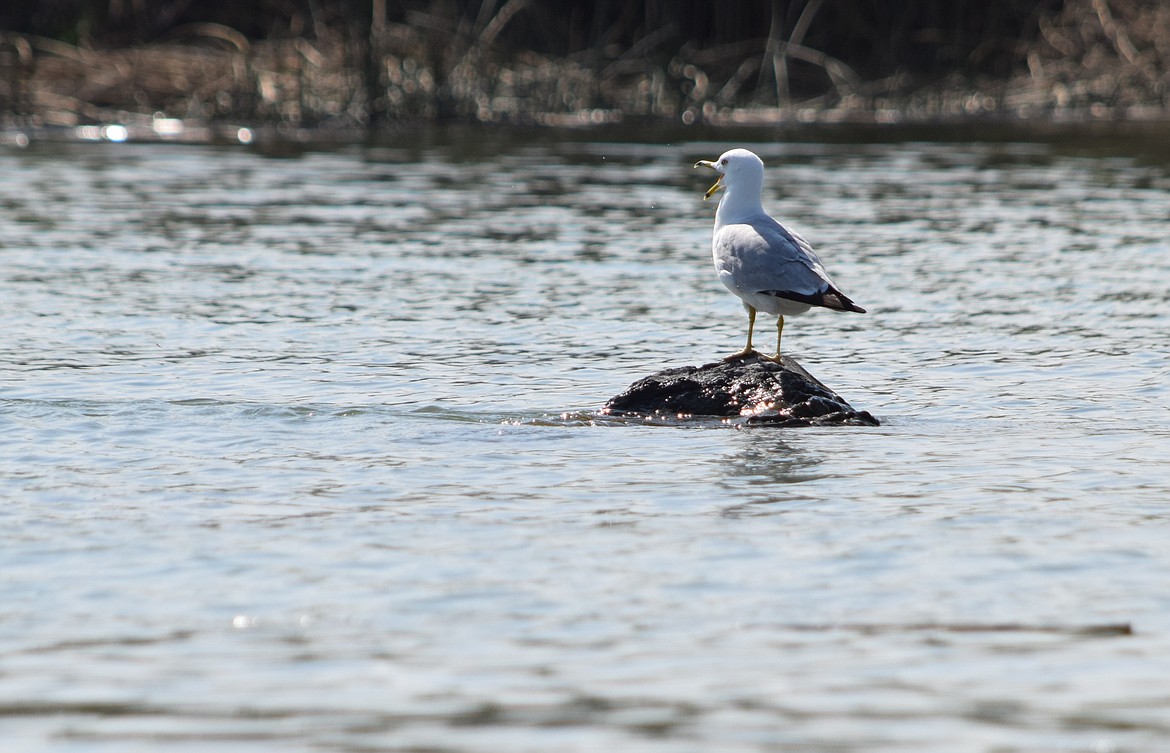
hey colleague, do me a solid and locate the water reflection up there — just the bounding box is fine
[709,432,834,518]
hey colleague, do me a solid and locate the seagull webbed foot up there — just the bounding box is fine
[722,348,760,362]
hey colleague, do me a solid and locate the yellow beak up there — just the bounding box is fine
[693,159,723,200]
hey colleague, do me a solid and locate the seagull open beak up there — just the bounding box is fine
[693,159,723,200]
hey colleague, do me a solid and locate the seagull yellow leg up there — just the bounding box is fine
[724,306,759,361]
[762,315,785,363]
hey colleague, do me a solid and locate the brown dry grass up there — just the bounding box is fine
[1,0,1166,130]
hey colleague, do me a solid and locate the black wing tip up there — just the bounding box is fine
[824,287,866,313]
[764,288,867,313]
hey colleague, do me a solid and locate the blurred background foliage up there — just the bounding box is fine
[0,1,1165,126]
[0,0,1056,79]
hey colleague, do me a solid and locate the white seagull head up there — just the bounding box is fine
[694,148,766,201]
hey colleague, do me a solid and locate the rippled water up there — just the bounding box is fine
[3,127,1170,752]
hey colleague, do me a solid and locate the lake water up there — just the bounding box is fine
[2,125,1170,752]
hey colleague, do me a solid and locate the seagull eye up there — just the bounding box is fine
[720,159,728,165]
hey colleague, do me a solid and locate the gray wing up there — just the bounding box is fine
[713,218,865,313]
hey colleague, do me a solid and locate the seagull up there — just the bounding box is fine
[694,148,865,362]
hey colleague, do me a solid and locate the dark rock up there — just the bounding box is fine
[602,353,879,427]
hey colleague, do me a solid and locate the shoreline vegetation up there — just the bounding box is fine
[1,0,1168,144]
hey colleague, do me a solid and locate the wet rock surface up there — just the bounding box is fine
[602,353,879,427]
